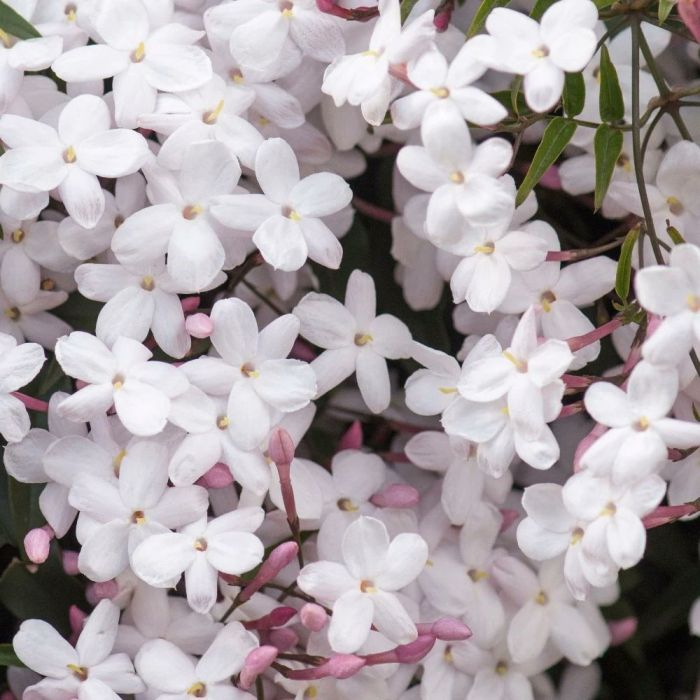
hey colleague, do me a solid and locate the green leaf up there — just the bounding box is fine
[0,644,23,667]
[0,546,85,636]
[658,0,674,23]
[400,0,420,22]
[515,117,577,206]
[615,226,640,302]
[563,72,585,117]
[466,0,509,37]
[0,1,40,39]
[599,45,625,123]
[530,0,556,20]
[8,477,43,558]
[593,124,623,210]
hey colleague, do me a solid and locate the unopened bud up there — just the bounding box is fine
[239,646,278,690]
[85,580,119,604]
[268,428,296,466]
[370,483,420,509]
[323,654,366,679]
[242,606,296,630]
[338,421,363,451]
[609,616,637,646]
[180,295,200,313]
[69,605,87,636]
[300,603,328,631]
[196,462,233,488]
[62,550,80,575]
[238,541,298,603]
[268,627,298,651]
[394,635,436,664]
[185,312,213,339]
[499,509,519,533]
[24,526,53,564]
[430,617,472,641]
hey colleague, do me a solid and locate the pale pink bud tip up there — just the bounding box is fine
[185,312,213,339]
[300,603,328,631]
[539,165,561,190]
[69,605,87,635]
[338,420,363,451]
[499,509,519,533]
[196,462,233,488]
[239,542,299,603]
[395,635,436,663]
[180,295,200,313]
[239,646,278,689]
[325,654,366,679]
[291,339,317,362]
[268,427,296,465]
[680,0,700,41]
[1,690,14,700]
[243,606,297,630]
[269,627,298,651]
[24,527,52,564]
[431,618,472,641]
[370,483,420,509]
[609,617,638,646]
[62,550,80,576]
[86,580,119,604]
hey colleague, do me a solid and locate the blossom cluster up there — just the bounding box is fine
[0,0,698,698]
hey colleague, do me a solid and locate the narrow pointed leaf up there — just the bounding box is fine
[563,72,586,117]
[467,0,510,37]
[516,117,577,205]
[599,45,625,123]
[0,644,23,667]
[531,0,557,19]
[658,0,674,24]
[0,1,40,39]
[593,124,623,210]
[615,226,640,301]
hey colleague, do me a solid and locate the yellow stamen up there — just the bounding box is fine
[635,416,650,431]
[203,99,225,124]
[131,510,147,525]
[182,204,204,220]
[131,42,145,62]
[65,3,77,21]
[688,294,700,312]
[112,374,125,391]
[439,386,458,394]
[361,49,380,58]
[474,242,495,255]
[337,498,359,512]
[449,171,464,184]
[540,290,556,313]
[67,664,88,681]
[600,502,617,517]
[468,568,488,582]
[570,527,583,545]
[305,687,318,699]
[194,538,208,551]
[187,682,206,697]
[495,660,508,676]
[11,228,24,243]
[354,333,373,346]
[534,590,548,605]
[0,29,12,48]
[217,415,230,430]
[502,350,526,372]
[531,46,549,58]
[113,448,127,475]
[667,195,684,216]
[360,579,377,593]
[229,69,245,84]
[141,275,154,291]
[241,363,260,378]
[4,307,19,321]
[443,646,454,663]
[63,146,77,163]
[430,86,450,98]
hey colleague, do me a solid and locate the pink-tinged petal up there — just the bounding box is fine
[371,590,417,644]
[356,350,390,414]
[375,533,428,591]
[58,168,105,230]
[583,381,632,428]
[255,137,299,203]
[507,600,549,663]
[253,215,307,271]
[77,130,149,178]
[292,173,352,218]
[185,553,219,614]
[294,292,355,349]
[131,532,193,586]
[206,531,264,575]
[607,509,646,569]
[341,516,389,579]
[328,590,374,653]
[113,381,169,437]
[297,561,355,602]
[76,600,119,667]
[135,639,196,693]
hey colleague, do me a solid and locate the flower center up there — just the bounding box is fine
[531,46,549,58]
[182,204,203,220]
[65,3,77,21]
[114,214,124,228]
[667,196,684,216]
[354,333,373,346]
[279,0,294,16]
[217,415,230,430]
[438,386,458,394]
[194,537,208,551]
[63,146,77,163]
[468,568,488,582]
[337,497,359,512]
[4,307,20,321]
[495,660,508,676]
[540,290,556,312]
[449,170,465,184]
[570,526,584,545]
[131,42,146,62]
[187,682,207,697]
[600,502,617,517]
[634,416,650,431]
[203,100,225,125]
[141,275,155,291]
[616,152,632,172]
[443,646,454,663]
[112,374,125,390]
[41,278,56,291]
[688,294,700,312]
[305,687,318,699]
[282,205,302,221]
[430,86,450,98]
[241,362,260,378]
[229,68,245,84]
[473,241,495,255]
[10,228,24,243]
[534,590,548,605]
[131,510,147,525]
[67,664,89,681]
[360,579,377,593]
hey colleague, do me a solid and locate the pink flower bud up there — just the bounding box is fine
[62,550,80,575]
[268,627,298,651]
[1,690,14,700]
[196,463,233,488]
[180,295,200,313]
[680,0,700,41]
[539,165,561,190]
[268,428,296,466]
[394,635,436,664]
[574,422,608,472]
[338,420,363,451]
[300,603,328,631]
[370,483,420,509]
[430,617,472,641]
[24,526,53,564]
[185,313,213,339]
[499,509,519,533]
[69,605,87,636]
[239,646,278,690]
[238,541,299,603]
[323,654,366,679]
[242,606,297,630]
[85,580,119,605]
[642,504,699,529]
[609,617,638,646]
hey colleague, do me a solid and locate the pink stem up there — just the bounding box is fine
[353,196,396,223]
[642,503,700,529]
[563,374,594,388]
[558,402,584,418]
[12,392,48,412]
[315,0,378,20]
[567,318,623,352]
